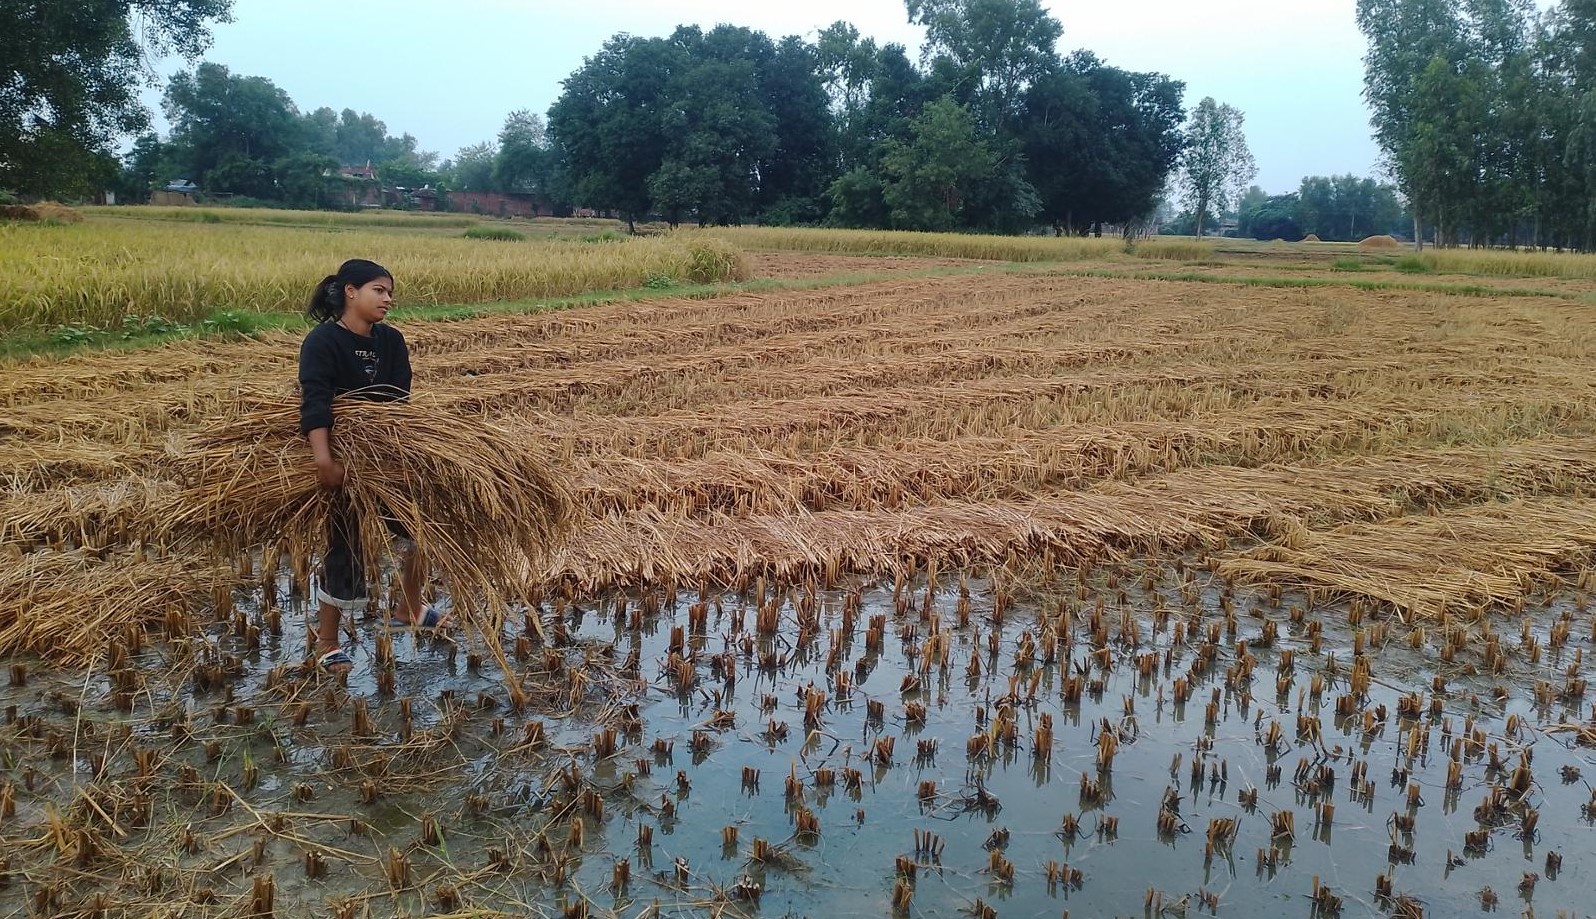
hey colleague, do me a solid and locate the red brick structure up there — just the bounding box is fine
[431,190,552,218]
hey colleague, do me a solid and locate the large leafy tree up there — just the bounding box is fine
[549,34,684,231]
[1356,0,1463,247]
[1178,97,1256,237]
[754,36,835,223]
[906,0,1063,127]
[1020,52,1186,234]
[495,109,552,194]
[446,141,498,192]
[878,96,1010,230]
[1,0,232,196]
[551,25,820,230]
[163,63,303,185]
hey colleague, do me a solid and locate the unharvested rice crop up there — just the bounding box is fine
[1132,238,1216,261]
[0,220,749,329]
[1418,246,1596,279]
[699,225,1121,261]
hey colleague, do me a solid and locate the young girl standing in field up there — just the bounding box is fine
[300,258,451,673]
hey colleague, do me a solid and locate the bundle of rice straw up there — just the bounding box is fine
[161,392,573,639]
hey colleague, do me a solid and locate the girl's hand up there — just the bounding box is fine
[316,458,346,489]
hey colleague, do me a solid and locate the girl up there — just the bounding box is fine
[300,258,451,674]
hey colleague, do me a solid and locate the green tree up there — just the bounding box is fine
[273,151,339,207]
[205,152,274,198]
[1356,0,1464,248]
[1240,193,1303,240]
[550,34,684,231]
[1178,97,1256,237]
[906,0,1063,126]
[1020,53,1186,234]
[334,109,389,166]
[754,36,835,223]
[495,110,551,193]
[0,0,232,197]
[446,141,498,192]
[825,165,891,227]
[163,63,303,183]
[878,96,1010,230]
[113,132,170,203]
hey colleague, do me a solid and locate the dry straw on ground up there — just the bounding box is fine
[0,547,240,662]
[4,263,1596,660]
[161,393,573,635]
[1358,234,1403,250]
[1218,497,1596,621]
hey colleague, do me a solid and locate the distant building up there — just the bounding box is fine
[340,162,377,180]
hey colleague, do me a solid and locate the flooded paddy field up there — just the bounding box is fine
[2,560,1592,919]
[7,239,1596,918]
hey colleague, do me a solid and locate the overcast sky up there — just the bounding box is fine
[145,0,1397,194]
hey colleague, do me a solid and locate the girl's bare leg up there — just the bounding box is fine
[394,544,451,627]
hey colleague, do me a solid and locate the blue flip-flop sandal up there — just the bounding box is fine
[387,605,451,629]
[317,647,354,671]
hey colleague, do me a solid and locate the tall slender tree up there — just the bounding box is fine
[1178,97,1255,237]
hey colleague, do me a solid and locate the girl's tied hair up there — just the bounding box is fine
[307,258,394,323]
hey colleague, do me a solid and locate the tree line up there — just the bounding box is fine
[546,4,1197,234]
[10,0,1409,240]
[6,0,1210,233]
[1358,0,1596,249]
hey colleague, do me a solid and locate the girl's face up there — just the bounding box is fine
[343,276,395,326]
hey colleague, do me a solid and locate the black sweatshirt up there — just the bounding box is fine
[297,321,413,435]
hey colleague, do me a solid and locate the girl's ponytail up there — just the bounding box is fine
[307,274,344,323]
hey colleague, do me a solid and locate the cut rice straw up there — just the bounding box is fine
[1217,497,1596,621]
[160,392,573,644]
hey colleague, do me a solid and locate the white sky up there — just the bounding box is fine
[143,0,1399,194]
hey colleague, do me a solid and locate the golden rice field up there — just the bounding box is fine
[5,221,1596,918]
[0,217,747,330]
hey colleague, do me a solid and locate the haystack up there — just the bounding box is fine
[1302,234,1322,243]
[1358,234,1402,250]
[161,393,573,638]
[0,202,82,223]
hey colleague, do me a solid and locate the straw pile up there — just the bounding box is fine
[1302,234,1322,242]
[1358,234,1402,250]
[161,393,573,629]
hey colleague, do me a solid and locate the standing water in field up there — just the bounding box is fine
[0,560,1589,918]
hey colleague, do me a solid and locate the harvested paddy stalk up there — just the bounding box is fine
[0,548,240,662]
[162,393,572,637]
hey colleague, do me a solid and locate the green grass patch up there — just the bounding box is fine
[1331,258,1365,272]
[463,224,527,241]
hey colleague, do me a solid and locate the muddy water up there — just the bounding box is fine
[2,565,1592,918]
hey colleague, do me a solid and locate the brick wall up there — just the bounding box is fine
[444,190,551,218]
